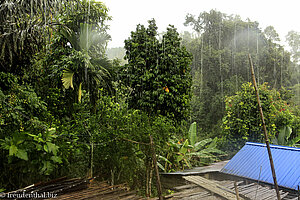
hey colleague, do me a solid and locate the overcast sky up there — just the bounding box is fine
[101,0,300,48]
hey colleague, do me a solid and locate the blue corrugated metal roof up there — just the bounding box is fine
[220,142,300,190]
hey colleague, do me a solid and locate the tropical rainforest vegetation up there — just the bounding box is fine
[0,0,299,196]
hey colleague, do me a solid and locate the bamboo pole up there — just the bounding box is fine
[90,140,94,178]
[248,54,281,200]
[234,181,240,200]
[149,135,163,200]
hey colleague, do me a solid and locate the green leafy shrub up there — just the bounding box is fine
[54,92,175,190]
[158,122,224,172]
[0,73,63,190]
[221,82,296,152]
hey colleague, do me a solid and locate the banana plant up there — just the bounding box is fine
[158,122,224,172]
[272,126,300,147]
[188,122,223,154]
[187,122,224,165]
[158,138,191,172]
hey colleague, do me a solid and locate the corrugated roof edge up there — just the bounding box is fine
[246,142,300,152]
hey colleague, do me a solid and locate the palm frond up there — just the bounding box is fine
[78,82,82,102]
[61,70,74,89]
[59,25,79,50]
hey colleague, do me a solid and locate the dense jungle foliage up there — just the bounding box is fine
[0,0,299,196]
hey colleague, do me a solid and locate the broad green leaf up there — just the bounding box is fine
[9,145,18,156]
[62,70,74,89]
[277,126,292,145]
[176,154,184,162]
[43,144,48,152]
[46,142,59,156]
[194,138,213,151]
[278,127,286,144]
[208,137,218,149]
[51,156,62,164]
[179,139,189,154]
[188,122,197,146]
[187,151,214,158]
[16,149,28,161]
[201,148,224,155]
[285,126,292,140]
[183,139,189,147]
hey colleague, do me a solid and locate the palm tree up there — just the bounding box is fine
[0,0,73,72]
[0,0,110,74]
[60,22,111,111]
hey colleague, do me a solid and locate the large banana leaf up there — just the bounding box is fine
[194,138,213,151]
[179,139,189,155]
[187,148,224,158]
[188,122,197,146]
[278,126,292,145]
[272,126,294,146]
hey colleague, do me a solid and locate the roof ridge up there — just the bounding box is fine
[246,142,300,151]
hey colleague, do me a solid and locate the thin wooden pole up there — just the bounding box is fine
[90,140,94,178]
[248,54,281,200]
[149,135,163,200]
[234,181,240,200]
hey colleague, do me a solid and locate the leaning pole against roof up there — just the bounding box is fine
[248,54,281,200]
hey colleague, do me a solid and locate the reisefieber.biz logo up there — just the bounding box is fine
[0,191,57,199]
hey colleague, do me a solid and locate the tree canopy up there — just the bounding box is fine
[122,19,192,122]
[183,10,294,136]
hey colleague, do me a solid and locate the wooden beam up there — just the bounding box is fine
[183,176,245,200]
